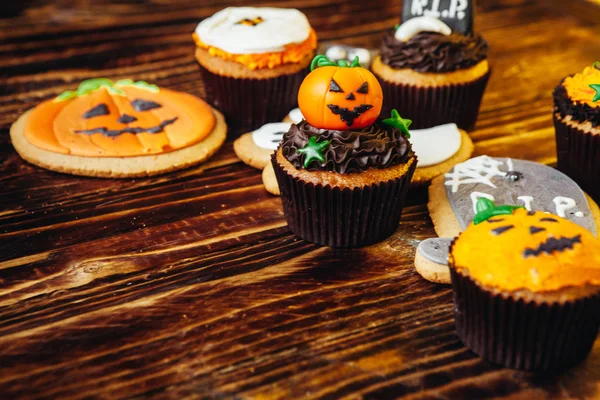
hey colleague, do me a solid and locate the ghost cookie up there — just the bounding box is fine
[234,122,291,170]
[283,108,304,124]
[409,123,474,186]
[10,78,226,178]
[416,155,600,283]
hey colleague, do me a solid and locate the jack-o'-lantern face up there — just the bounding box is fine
[23,78,215,157]
[298,55,383,131]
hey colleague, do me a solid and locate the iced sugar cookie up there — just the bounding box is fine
[11,78,226,177]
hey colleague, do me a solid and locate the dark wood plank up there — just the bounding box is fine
[0,0,599,398]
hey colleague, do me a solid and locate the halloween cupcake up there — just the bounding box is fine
[372,16,490,130]
[272,55,417,247]
[193,7,317,133]
[449,199,600,371]
[553,63,600,200]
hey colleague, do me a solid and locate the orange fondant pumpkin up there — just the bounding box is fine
[298,55,383,131]
[24,78,215,157]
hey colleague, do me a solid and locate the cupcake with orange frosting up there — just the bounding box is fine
[193,7,317,133]
[449,198,600,371]
[554,63,600,200]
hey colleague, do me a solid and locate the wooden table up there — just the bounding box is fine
[1,0,599,398]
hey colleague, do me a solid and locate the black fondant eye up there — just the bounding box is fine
[487,218,505,223]
[346,93,355,100]
[527,211,536,216]
[491,225,514,235]
[356,82,368,94]
[329,79,344,93]
[131,99,161,112]
[118,114,137,124]
[529,226,546,234]
[540,217,558,223]
[83,103,109,119]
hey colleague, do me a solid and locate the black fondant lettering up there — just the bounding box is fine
[523,235,582,257]
[329,79,344,93]
[327,104,373,126]
[491,225,514,235]
[529,226,546,234]
[118,114,137,124]
[131,99,162,112]
[75,117,177,137]
[402,0,474,35]
[83,103,109,119]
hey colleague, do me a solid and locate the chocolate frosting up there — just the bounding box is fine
[281,120,412,174]
[379,30,489,73]
[553,82,600,127]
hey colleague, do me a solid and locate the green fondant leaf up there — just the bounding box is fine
[472,198,524,225]
[78,78,114,93]
[594,61,600,71]
[350,56,360,68]
[382,109,412,138]
[54,90,76,102]
[115,79,160,93]
[54,77,159,101]
[337,59,349,67]
[107,86,126,96]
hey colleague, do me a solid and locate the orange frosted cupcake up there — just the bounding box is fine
[372,17,490,130]
[449,199,600,371]
[272,55,417,247]
[553,63,600,200]
[193,7,317,133]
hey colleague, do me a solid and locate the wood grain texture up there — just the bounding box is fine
[1,0,600,398]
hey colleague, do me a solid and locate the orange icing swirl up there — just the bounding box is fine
[562,65,600,107]
[192,29,317,70]
[451,208,600,293]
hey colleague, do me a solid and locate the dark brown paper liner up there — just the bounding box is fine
[450,264,600,371]
[376,70,491,131]
[272,154,417,248]
[553,113,600,201]
[197,64,308,135]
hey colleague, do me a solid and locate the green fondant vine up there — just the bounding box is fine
[55,78,159,102]
[473,198,523,225]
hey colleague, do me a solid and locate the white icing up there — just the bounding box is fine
[506,158,514,172]
[347,48,372,67]
[553,196,577,218]
[470,192,494,213]
[517,195,534,211]
[325,46,347,62]
[395,16,452,42]
[195,7,311,54]
[410,123,462,167]
[576,211,584,217]
[286,108,304,124]
[445,155,506,193]
[252,122,291,150]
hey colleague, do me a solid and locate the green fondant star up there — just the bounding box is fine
[473,198,524,225]
[382,109,412,138]
[297,136,331,168]
[590,83,600,102]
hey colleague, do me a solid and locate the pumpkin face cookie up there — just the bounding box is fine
[11,78,226,177]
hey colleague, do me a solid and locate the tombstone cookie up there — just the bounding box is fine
[372,5,490,130]
[416,155,600,283]
[10,78,227,177]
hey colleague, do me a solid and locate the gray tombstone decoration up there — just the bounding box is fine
[402,0,474,35]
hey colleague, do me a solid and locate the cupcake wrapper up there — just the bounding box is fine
[198,64,308,135]
[377,70,491,131]
[553,113,600,201]
[272,155,417,248]
[450,267,600,371]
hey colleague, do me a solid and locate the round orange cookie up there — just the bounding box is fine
[11,78,226,177]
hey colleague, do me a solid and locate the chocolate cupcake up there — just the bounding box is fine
[553,63,600,200]
[193,7,317,133]
[449,199,600,371]
[272,55,417,247]
[372,16,490,130]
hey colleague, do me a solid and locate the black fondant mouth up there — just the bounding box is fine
[75,117,178,137]
[327,104,373,126]
[523,234,582,257]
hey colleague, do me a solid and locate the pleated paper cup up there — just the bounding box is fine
[554,113,600,201]
[198,64,308,135]
[376,70,491,131]
[272,153,417,248]
[450,261,600,371]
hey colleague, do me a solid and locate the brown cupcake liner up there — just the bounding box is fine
[197,64,308,135]
[450,265,600,371]
[376,70,491,131]
[553,113,600,201]
[271,154,417,248]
